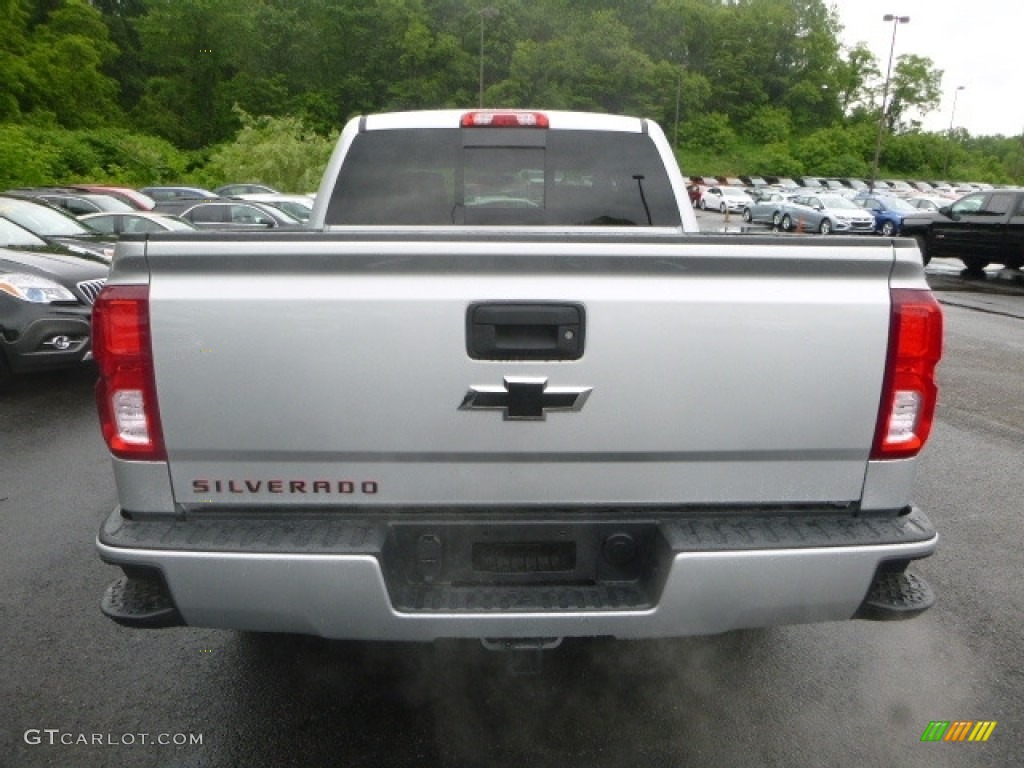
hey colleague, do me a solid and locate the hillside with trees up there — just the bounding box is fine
[1,0,1022,190]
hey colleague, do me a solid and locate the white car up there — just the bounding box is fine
[700,185,753,213]
[233,193,314,222]
[79,211,196,235]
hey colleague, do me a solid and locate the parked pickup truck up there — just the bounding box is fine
[922,189,1024,273]
[94,110,943,652]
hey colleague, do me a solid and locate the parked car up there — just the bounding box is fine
[139,186,220,203]
[906,196,947,212]
[797,176,826,189]
[0,217,107,384]
[739,175,767,188]
[232,193,314,223]
[0,195,114,262]
[853,194,937,238]
[922,189,1024,273]
[67,185,156,211]
[700,185,753,213]
[214,183,280,196]
[839,178,869,192]
[78,212,197,236]
[157,200,301,230]
[715,176,745,188]
[9,189,135,216]
[741,190,793,226]
[778,194,876,234]
[882,180,915,197]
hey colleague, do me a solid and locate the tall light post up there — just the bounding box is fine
[870,13,910,189]
[674,66,682,151]
[478,7,498,108]
[943,85,965,176]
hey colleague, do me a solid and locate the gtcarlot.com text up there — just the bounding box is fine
[24,729,203,747]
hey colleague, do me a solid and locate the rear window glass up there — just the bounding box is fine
[326,128,681,227]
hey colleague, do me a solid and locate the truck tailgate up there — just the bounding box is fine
[141,234,894,509]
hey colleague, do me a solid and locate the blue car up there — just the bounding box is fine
[854,194,936,237]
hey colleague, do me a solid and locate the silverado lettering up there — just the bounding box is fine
[94,109,942,653]
[191,479,379,494]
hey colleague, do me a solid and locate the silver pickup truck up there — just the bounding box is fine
[94,110,943,649]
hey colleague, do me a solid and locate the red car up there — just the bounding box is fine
[69,185,156,211]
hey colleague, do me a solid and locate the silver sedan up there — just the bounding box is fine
[741,191,793,226]
[778,194,876,234]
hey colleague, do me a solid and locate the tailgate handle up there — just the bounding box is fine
[467,303,584,360]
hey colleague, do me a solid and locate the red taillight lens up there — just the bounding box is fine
[93,284,166,461]
[460,111,550,128]
[871,289,943,460]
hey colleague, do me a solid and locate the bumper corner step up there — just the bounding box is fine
[101,574,185,629]
[855,571,935,621]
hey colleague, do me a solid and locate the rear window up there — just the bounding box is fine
[326,128,681,227]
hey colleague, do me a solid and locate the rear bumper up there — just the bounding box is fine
[97,506,937,640]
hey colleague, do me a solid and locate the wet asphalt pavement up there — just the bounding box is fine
[1,239,1022,767]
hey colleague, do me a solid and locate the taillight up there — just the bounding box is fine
[93,284,166,461]
[871,289,943,460]
[460,111,549,128]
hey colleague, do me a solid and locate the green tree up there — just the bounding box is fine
[0,1,31,121]
[698,0,841,128]
[886,54,942,132]
[794,123,873,176]
[881,131,945,176]
[683,112,736,153]
[745,105,792,145]
[0,123,188,187]
[92,0,148,112]
[834,42,879,115]
[744,142,803,177]
[132,0,259,147]
[199,111,337,192]
[6,0,121,128]
[488,10,663,115]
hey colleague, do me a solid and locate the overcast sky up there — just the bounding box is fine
[833,0,1021,138]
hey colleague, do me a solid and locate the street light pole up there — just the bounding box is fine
[943,85,965,176]
[870,13,910,189]
[478,8,498,108]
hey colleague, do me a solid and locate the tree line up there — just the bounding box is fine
[1,0,1022,191]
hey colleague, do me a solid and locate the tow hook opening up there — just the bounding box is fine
[481,637,563,652]
[480,637,563,675]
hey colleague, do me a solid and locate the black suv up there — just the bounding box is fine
[0,218,107,384]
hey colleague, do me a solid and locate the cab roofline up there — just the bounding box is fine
[360,109,646,133]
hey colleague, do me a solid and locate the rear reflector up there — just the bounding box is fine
[871,289,943,460]
[461,111,550,128]
[93,284,166,461]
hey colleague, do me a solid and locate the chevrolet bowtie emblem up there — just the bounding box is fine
[459,377,592,421]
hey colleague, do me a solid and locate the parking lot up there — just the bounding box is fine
[2,246,1023,767]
